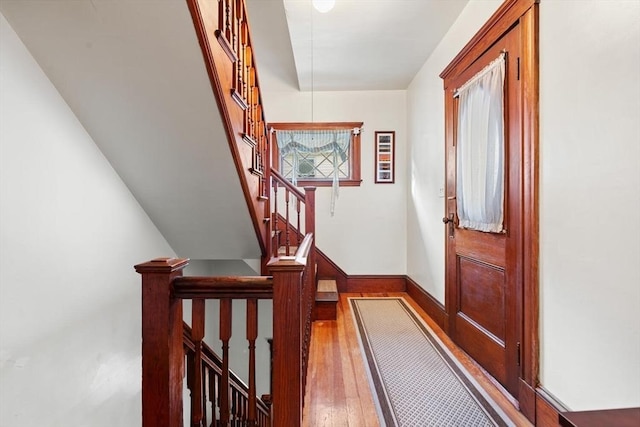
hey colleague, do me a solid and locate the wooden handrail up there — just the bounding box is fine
[271,167,306,201]
[173,276,273,299]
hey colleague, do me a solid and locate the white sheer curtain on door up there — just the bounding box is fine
[456,53,506,233]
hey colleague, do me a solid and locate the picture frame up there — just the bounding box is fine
[374,131,395,184]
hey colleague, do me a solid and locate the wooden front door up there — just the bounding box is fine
[443,24,523,398]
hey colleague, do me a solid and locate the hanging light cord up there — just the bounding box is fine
[310,3,314,123]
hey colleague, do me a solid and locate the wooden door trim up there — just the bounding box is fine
[440,0,538,81]
[440,0,540,412]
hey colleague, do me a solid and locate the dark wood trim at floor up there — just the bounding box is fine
[405,276,448,333]
[346,275,405,293]
[536,387,568,427]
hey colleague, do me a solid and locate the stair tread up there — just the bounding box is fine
[316,279,338,302]
[317,279,337,293]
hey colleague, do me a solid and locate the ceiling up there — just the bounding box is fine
[247,0,469,91]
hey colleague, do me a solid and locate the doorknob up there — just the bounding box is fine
[443,214,455,238]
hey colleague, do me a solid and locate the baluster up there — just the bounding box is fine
[285,189,291,256]
[296,199,301,245]
[209,370,218,427]
[186,351,195,425]
[247,299,258,426]
[230,389,236,423]
[217,0,225,37]
[224,0,232,42]
[202,368,208,427]
[191,299,205,427]
[219,299,232,426]
[252,85,259,138]
[233,0,240,56]
[272,182,279,258]
[304,187,317,294]
[242,25,249,102]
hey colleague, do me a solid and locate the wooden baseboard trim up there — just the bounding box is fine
[519,379,536,423]
[404,276,448,332]
[315,247,349,292]
[536,387,568,427]
[345,275,406,293]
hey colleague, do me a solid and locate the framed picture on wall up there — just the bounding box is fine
[374,131,395,183]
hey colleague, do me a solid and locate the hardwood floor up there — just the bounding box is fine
[303,292,533,427]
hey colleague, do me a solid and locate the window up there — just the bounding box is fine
[269,122,363,187]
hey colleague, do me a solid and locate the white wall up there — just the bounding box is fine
[539,0,640,410]
[406,0,502,303]
[407,0,640,412]
[262,90,407,275]
[0,13,175,426]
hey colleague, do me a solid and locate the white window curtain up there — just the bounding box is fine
[456,53,506,233]
[275,129,351,215]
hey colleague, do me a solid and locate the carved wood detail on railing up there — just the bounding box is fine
[186,0,270,255]
[135,235,315,427]
[214,0,268,198]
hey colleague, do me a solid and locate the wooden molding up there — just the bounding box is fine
[440,0,537,81]
[268,122,364,186]
[519,379,536,423]
[315,247,348,292]
[232,89,249,110]
[405,276,448,333]
[536,387,568,427]
[346,275,405,293]
[215,30,238,63]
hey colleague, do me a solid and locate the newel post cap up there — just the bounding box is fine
[134,257,189,274]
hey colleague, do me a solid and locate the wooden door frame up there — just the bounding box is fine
[440,0,539,420]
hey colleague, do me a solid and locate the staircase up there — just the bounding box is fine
[134,1,342,426]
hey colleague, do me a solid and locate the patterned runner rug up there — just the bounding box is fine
[350,297,515,427]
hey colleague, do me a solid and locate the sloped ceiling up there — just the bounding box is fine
[0,0,261,259]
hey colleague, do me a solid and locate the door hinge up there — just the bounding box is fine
[517,57,521,80]
[517,342,521,366]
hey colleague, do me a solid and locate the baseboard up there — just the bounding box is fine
[404,276,448,333]
[519,379,536,423]
[315,247,348,292]
[346,275,406,293]
[535,387,568,427]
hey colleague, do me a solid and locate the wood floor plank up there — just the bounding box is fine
[303,292,532,426]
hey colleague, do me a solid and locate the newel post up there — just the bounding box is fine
[303,187,316,289]
[134,257,189,427]
[268,256,306,427]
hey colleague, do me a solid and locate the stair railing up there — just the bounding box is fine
[135,234,314,427]
[186,0,271,254]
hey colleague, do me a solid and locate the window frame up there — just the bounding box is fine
[269,122,363,187]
